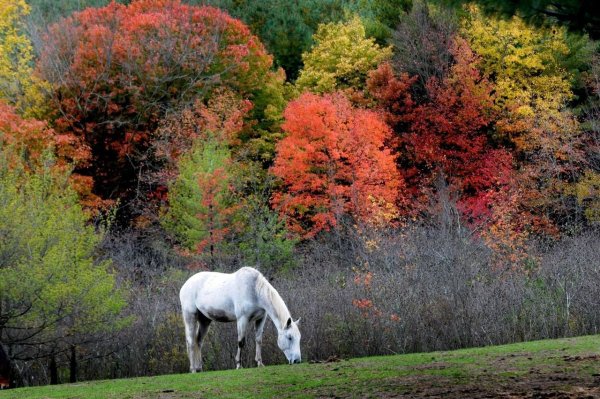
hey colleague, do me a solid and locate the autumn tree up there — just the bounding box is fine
[272,92,404,237]
[462,4,593,230]
[368,37,515,226]
[37,0,272,218]
[295,16,392,94]
[414,38,512,221]
[162,136,239,263]
[365,62,416,131]
[578,54,600,223]
[0,101,55,169]
[150,88,252,195]
[0,0,49,118]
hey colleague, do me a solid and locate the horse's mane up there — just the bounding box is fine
[255,273,290,327]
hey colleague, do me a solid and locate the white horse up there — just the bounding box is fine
[179,267,301,372]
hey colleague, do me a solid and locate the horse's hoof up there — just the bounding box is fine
[257,362,264,367]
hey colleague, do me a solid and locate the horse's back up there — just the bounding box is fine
[179,267,263,321]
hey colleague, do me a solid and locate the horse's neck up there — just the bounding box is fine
[256,278,290,332]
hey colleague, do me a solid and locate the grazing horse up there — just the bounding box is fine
[179,267,301,372]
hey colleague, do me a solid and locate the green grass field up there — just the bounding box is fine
[2,335,599,398]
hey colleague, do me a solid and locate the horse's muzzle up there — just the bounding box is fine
[289,358,301,364]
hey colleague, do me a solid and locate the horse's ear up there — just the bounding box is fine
[294,317,301,327]
[286,317,292,329]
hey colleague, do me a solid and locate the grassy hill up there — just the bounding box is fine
[2,335,599,398]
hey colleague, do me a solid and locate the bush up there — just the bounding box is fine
[23,220,600,382]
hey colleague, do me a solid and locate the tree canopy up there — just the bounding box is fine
[37,0,272,215]
[272,92,403,237]
[0,143,126,365]
[295,16,392,94]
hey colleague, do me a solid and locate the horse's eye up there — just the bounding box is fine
[288,337,292,341]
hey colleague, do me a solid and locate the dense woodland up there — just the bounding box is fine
[0,0,599,387]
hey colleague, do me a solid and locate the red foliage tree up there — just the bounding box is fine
[369,38,514,223]
[366,62,416,132]
[271,92,405,237]
[37,0,272,215]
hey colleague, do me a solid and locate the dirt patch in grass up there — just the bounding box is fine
[311,373,600,398]
[309,349,600,399]
[562,355,600,363]
[413,362,451,371]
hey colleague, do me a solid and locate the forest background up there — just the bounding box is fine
[0,0,599,387]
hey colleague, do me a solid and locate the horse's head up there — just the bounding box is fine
[278,317,301,364]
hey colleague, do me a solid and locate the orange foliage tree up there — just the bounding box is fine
[37,0,272,215]
[0,101,55,168]
[271,92,405,237]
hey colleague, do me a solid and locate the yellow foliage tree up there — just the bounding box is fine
[462,4,591,230]
[296,16,392,93]
[462,4,575,146]
[575,171,600,223]
[0,0,49,118]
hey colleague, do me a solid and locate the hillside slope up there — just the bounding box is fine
[2,335,599,398]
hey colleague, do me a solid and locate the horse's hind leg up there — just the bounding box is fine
[255,316,267,367]
[196,313,211,372]
[182,310,201,373]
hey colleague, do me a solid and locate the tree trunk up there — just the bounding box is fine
[50,354,58,385]
[69,345,77,383]
[0,344,11,388]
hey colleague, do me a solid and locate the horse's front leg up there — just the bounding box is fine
[255,316,267,367]
[235,316,249,369]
